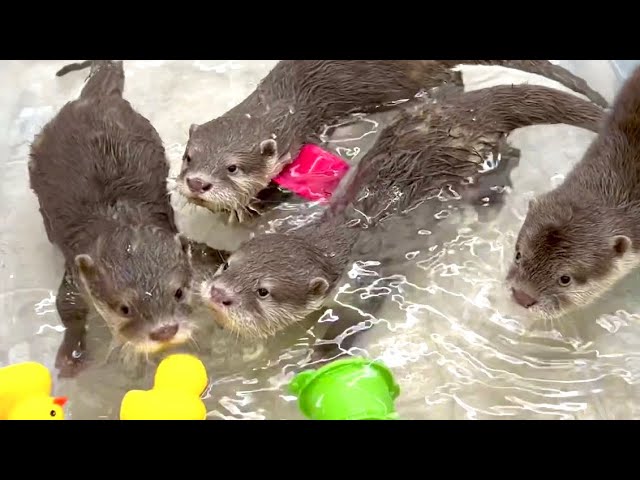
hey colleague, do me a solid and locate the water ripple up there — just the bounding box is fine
[2,60,638,420]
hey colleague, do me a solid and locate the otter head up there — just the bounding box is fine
[199,233,334,339]
[75,226,198,355]
[177,115,291,222]
[506,194,638,320]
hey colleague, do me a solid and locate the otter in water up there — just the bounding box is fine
[175,60,607,224]
[507,65,640,320]
[196,83,604,340]
[29,60,228,377]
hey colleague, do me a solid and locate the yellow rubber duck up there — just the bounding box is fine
[7,395,67,420]
[0,361,68,420]
[120,354,209,420]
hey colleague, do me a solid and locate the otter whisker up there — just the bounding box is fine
[250,197,287,205]
[188,336,200,352]
[101,339,123,366]
[215,250,227,264]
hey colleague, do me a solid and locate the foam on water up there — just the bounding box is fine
[2,60,639,420]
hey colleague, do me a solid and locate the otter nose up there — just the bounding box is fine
[511,288,538,308]
[186,177,213,194]
[149,324,179,342]
[210,286,233,307]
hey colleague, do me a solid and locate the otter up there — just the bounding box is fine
[196,83,604,342]
[29,60,228,378]
[507,65,640,320]
[176,60,607,224]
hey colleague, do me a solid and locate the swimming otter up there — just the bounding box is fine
[507,65,640,320]
[29,60,227,377]
[176,60,607,224]
[197,83,604,340]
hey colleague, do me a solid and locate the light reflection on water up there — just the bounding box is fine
[1,60,639,420]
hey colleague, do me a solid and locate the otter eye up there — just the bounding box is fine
[175,288,184,301]
[184,154,192,164]
[257,288,270,298]
[227,165,238,174]
[559,275,572,286]
[50,410,56,417]
[120,305,130,316]
[222,262,229,271]
[515,251,521,262]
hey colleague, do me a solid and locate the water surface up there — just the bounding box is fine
[2,60,638,420]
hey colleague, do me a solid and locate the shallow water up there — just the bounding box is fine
[2,60,640,420]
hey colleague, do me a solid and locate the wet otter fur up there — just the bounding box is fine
[176,60,606,224]
[507,65,640,320]
[29,60,228,377]
[198,83,604,346]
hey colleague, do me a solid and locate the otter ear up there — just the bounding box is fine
[309,277,330,298]
[260,139,278,158]
[611,235,632,257]
[75,254,97,279]
[175,233,193,258]
[189,123,199,137]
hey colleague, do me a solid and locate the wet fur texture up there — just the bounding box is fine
[200,83,604,343]
[177,60,606,223]
[508,65,640,320]
[29,61,227,377]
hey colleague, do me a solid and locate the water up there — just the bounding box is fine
[2,60,639,420]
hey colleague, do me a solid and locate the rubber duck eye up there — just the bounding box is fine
[50,410,56,417]
[257,288,270,298]
[120,305,130,316]
[175,288,183,301]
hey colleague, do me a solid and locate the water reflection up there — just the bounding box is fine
[2,60,640,420]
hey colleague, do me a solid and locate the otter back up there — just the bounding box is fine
[29,66,174,261]
[179,60,607,224]
[28,61,190,378]
[199,82,604,347]
[507,65,640,320]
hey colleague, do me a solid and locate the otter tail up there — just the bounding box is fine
[458,84,605,133]
[56,60,124,99]
[448,60,609,108]
[605,65,640,137]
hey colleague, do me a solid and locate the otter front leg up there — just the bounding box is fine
[309,279,388,366]
[309,309,364,366]
[55,269,90,378]
[228,183,294,224]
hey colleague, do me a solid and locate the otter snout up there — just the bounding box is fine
[210,286,234,307]
[149,323,179,342]
[511,288,538,308]
[186,176,213,194]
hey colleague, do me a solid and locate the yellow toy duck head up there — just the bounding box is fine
[120,354,209,420]
[0,361,68,420]
[7,395,67,420]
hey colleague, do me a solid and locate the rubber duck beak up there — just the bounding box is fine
[53,396,68,407]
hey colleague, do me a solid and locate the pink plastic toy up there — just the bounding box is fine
[273,145,350,202]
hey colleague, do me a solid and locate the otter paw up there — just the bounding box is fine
[228,205,263,225]
[55,348,90,378]
[308,340,351,366]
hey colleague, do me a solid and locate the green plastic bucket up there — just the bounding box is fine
[289,357,400,420]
